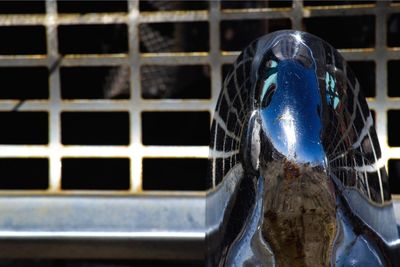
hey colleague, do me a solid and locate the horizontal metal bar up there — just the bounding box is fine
[0,55,48,67]
[0,14,46,26]
[0,54,212,67]
[0,4,397,27]
[140,10,208,23]
[141,52,210,65]
[62,54,129,66]
[303,4,376,17]
[57,13,128,24]
[339,49,377,61]
[0,11,210,26]
[0,13,129,26]
[3,7,400,26]
[0,48,399,67]
[220,8,293,20]
[0,195,205,259]
[222,49,377,63]
[141,100,212,111]
[386,148,400,159]
[0,145,209,158]
[2,98,393,117]
[1,143,400,168]
[387,49,400,60]
[369,99,400,110]
[0,99,213,112]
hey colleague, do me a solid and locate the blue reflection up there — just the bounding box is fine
[260,59,326,166]
[326,72,340,109]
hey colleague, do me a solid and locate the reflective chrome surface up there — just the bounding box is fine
[206,30,400,266]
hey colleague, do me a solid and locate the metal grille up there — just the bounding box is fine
[0,0,399,197]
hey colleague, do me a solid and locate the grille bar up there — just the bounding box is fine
[2,4,400,26]
[46,0,61,192]
[0,194,204,259]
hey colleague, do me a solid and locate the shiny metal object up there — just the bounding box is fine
[206,30,400,266]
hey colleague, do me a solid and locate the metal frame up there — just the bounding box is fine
[0,0,398,195]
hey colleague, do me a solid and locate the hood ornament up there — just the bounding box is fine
[206,30,400,266]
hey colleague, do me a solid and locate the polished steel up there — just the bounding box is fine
[206,30,400,266]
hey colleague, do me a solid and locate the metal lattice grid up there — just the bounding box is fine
[0,0,398,196]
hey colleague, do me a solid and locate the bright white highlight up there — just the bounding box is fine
[280,108,297,158]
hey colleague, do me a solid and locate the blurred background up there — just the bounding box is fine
[0,0,399,266]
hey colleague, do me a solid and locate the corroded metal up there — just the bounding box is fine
[206,30,400,266]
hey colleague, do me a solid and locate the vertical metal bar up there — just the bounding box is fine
[375,1,390,166]
[209,1,222,188]
[46,0,62,192]
[128,0,142,192]
[209,0,222,116]
[292,0,304,30]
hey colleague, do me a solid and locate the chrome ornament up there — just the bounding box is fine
[206,30,400,267]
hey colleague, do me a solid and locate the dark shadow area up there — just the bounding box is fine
[62,158,130,190]
[0,112,48,144]
[221,19,291,51]
[141,65,210,99]
[61,67,130,99]
[61,112,129,145]
[388,110,400,147]
[348,61,375,98]
[0,260,204,267]
[57,0,128,13]
[304,0,375,6]
[221,0,292,9]
[139,22,209,53]
[388,60,400,97]
[0,158,48,189]
[0,26,46,55]
[304,16,375,48]
[143,158,207,190]
[0,1,45,14]
[0,67,48,99]
[58,24,128,54]
[388,13,400,47]
[389,159,400,194]
[140,1,208,11]
[142,112,209,146]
